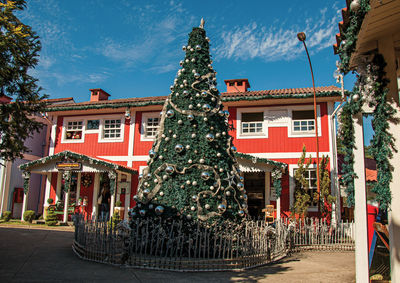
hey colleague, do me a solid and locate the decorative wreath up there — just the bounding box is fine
[81,173,93,188]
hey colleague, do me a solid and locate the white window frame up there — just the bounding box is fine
[140,112,160,141]
[289,163,318,212]
[288,105,322,138]
[61,115,125,144]
[98,115,125,143]
[236,107,268,139]
[61,118,85,144]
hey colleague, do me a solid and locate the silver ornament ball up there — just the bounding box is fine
[155,206,164,215]
[175,144,184,153]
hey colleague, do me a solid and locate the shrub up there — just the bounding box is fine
[115,200,122,207]
[45,207,58,226]
[1,211,12,222]
[110,212,121,227]
[47,198,54,205]
[23,210,36,223]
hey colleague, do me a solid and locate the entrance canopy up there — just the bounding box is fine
[19,150,137,175]
[235,152,287,173]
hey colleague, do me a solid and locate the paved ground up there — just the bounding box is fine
[0,226,355,282]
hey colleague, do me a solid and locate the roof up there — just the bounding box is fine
[235,152,287,170]
[366,168,377,182]
[45,85,342,112]
[20,150,137,174]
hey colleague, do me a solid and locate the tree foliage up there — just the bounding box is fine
[0,0,47,165]
[292,145,312,218]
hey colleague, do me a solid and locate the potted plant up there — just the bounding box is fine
[114,200,124,219]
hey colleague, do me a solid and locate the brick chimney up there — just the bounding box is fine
[89,88,110,102]
[224,79,250,93]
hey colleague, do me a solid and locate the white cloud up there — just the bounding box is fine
[215,6,340,62]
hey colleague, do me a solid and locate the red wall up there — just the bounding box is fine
[54,114,130,157]
[228,103,330,154]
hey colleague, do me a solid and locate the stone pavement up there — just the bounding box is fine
[0,226,355,282]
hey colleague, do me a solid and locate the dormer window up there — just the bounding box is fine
[237,81,243,86]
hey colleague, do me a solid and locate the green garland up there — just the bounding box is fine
[338,84,362,207]
[337,0,370,73]
[367,54,396,210]
[234,152,287,169]
[44,91,342,112]
[338,53,396,210]
[20,150,137,175]
[23,171,31,194]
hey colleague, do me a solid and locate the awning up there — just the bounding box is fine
[19,150,137,175]
[235,152,287,173]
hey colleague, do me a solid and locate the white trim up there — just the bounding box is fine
[61,118,85,144]
[289,163,318,213]
[44,173,52,206]
[140,112,160,142]
[76,172,81,205]
[92,173,100,217]
[56,172,62,202]
[288,105,322,138]
[98,151,332,164]
[127,111,136,167]
[236,107,268,139]
[49,119,57,155]
[98,116,125,143]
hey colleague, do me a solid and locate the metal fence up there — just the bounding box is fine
[72,215,354,271]
[288,217,355,251]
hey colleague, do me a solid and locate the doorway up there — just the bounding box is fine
[244,172,265,218]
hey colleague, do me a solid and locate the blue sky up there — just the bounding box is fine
[19,0,373,144]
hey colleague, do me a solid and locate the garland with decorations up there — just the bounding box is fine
[338,53,395,209]
[337,0,370,74]
[365,54,396,210]
[81,173,93,188]
[44,91,342,112]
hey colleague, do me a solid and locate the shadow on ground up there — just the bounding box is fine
[0,227,354,282]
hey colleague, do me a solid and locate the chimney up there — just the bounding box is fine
[224,79,250,93]
[89,88,110,102]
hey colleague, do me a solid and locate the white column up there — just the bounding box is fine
[124,175,132,219]
[276,197,281,220]
[76,172,81,205]
[63,189,69,223]
[110,192,115,218]
[92,173,100,218]
[43,173,52,213]
[21,191,29,221]
[127,111,136,168]
[353,112,369,283]
[55,173,62,202]
[377,35,400,283]
[0,161,11,213]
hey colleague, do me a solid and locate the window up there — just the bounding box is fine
[237,81,243,86]
[294,169,318,207]
[144,117,160,138]
[87,119,100,130]
[65,121,83,140]
[292,110,315,133]
[241,112,264,134]
[103,119,121,139]
[229,82,234,86]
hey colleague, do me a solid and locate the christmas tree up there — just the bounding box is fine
[131,20,248,224]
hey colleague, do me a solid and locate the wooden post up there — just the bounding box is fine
[353,112,369,282]
[21,191,29,221]
[63,189,69,223]
[378,35,400,282]
[92,173,100,218]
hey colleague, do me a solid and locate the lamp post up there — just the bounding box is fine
[297,32,321,202]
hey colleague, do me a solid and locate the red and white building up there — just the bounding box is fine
[20,79,342,221]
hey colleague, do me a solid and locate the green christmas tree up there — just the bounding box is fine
[131,20,248,224]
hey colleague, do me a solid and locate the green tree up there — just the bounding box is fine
[316,155,335,219]
[0,0,46,165]
[292,145,312,218]
[131,22,247,224]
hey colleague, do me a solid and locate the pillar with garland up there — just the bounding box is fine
[130,20,248,224]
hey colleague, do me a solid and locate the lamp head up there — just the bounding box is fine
[297,32,306,42]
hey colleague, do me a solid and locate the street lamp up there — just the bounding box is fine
[297,32,321,202]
